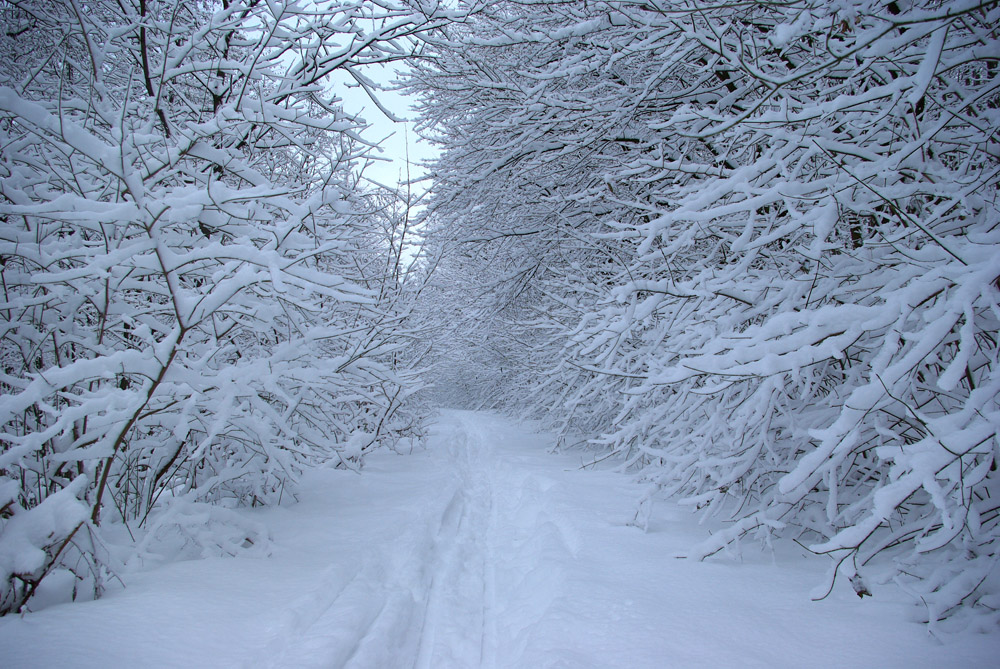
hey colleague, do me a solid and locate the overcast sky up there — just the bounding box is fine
[335,64,438,194]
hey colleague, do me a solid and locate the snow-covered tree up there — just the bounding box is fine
[410,0,1000,627]
[0,0,456,615]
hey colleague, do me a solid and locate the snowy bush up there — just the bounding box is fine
[0,0,449,614]
[410,0,1000,626]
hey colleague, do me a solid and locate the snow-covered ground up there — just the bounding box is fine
[1,410,996,667]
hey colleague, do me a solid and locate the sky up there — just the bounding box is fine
[334,64,438,194]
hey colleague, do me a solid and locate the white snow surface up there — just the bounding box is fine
[1,411,996,667]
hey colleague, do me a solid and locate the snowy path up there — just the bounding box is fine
[1,411,996,667]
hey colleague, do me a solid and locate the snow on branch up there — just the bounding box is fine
[412,0,1000,628]
[0,0,441,615]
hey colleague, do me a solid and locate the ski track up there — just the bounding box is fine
[261,410,579,669]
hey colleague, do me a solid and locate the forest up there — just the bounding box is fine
[1,0,998,645]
